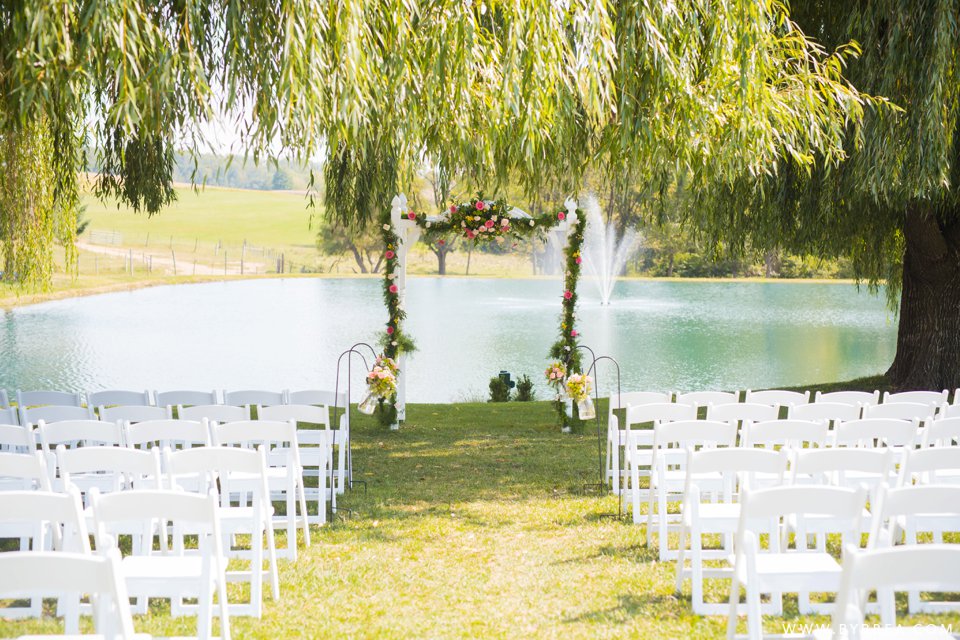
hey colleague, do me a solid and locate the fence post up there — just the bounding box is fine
[148,256,152,273]
[145,232,150,247]
[194,238,198,253]
[171,249,177,275]
[193,259,197,275]
[224,251,228,275]
[128,249,133,275]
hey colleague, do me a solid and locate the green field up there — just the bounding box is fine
[1,399,955,639]
[82,186,319,250]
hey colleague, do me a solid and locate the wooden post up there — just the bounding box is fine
[145,232,150,247]
[171,249,177,275]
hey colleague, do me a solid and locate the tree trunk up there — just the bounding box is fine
[348,245,367,273]
[886,209,960,391]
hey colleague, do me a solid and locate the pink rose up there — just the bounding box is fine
[466,230,476,239]
[386,326,395,335]
[389,284,398,293]
[563,290,573,300]
[558,211,566,221]
[407,211,416,220]
[385,250,395,260]
[570,330,578,337]
[475,201,485,210]
[575,256,582,264]
[485,219,495,228]
[449,205,457,213]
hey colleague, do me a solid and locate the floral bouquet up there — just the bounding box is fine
[446,198,516,241]
[565,373,596,420]
[359,355,399,415]
[544,361,567,393]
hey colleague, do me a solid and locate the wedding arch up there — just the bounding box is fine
[365,193,589,430]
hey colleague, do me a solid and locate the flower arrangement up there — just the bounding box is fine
[544,361,567,393]
[565,373,592,402]
[359,354,400,416]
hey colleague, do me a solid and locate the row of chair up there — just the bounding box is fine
[607,393,960,494]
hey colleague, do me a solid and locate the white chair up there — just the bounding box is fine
[921,415,960,447]
[166,445,280,618]
[813,545,960,640]
[740,419,829,450]
[157,390,220,415]
[743,389,810,410]
[0,549,136,639]
[211,420,311,560]
[17,389,83,408]
[20,404,93,427]
[706,403,779,427]
[606,392,674,489]
[833,418,917,452]
[814,390,880,407]
[867,485,960,615]
[37,419,124,488]
[180,404,249,425]
[0,405,19,425]
[936,402,960,419]
[59,445,163,505]
[87,389,154,408]
[0,489,90,626]
[99,405,168,425]
[223,390,285,417]
[643,419,737,559]
[789,402,862,424]
[862,402,936,423]
[675,391,739,409]
[259,404,335,523]
[882,389,949,406]
[616,402,696,499]
[0,450,52,492]
[897,446,960,487]
[91,489,231,640]
[790,448,894,499]
[283,390,350,493]
[727,485,867,638]
[124,418,211,453]
[0,422,35,452]
[676,448,789,615]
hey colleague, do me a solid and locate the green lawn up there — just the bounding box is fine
[2,399,957,638]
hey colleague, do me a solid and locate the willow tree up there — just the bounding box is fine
[3,4,871,306]
[682,1,959,390]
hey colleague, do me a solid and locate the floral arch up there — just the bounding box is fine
[365,193,589,430]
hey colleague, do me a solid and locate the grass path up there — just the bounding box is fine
[3,401,957,638]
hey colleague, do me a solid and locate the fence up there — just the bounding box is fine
[78,229,325,276]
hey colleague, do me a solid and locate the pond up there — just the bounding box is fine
[0,278,896,402]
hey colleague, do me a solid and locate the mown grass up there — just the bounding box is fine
[3,399,959,638]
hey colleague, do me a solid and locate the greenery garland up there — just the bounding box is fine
[377,193,583,430]
[547,210,587,431]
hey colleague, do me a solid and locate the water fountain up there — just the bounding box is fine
[580,195,640,305]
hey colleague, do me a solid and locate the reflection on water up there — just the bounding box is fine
[0,278,896,402]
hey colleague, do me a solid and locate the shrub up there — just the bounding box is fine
[515,375,535,401]
[488,376,511,402]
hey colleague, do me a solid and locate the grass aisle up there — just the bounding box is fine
[251,402,724,639]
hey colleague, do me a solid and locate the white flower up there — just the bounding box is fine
[529,220,535,227]
[391,341,398,346]
[383,224,391,230]
[491,216,498,222]
[426,222,432,228]
[564,346,571,351]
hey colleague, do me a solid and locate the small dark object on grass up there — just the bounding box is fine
[515,375,535,402]
[489,376,511,402]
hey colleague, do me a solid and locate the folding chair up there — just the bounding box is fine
[211,420,311,560]
[812,545,960,640]
[166,445,280,617]
[676,448,788,615]
[91,489,231,640]
[259,404,335,523]
[87,389,154,408]
[867,485,960,615]
[618,402,696,502]
[606,392,674,492]
[0,549,136,639]
[727,485,867,638]
[814,390,880,408]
